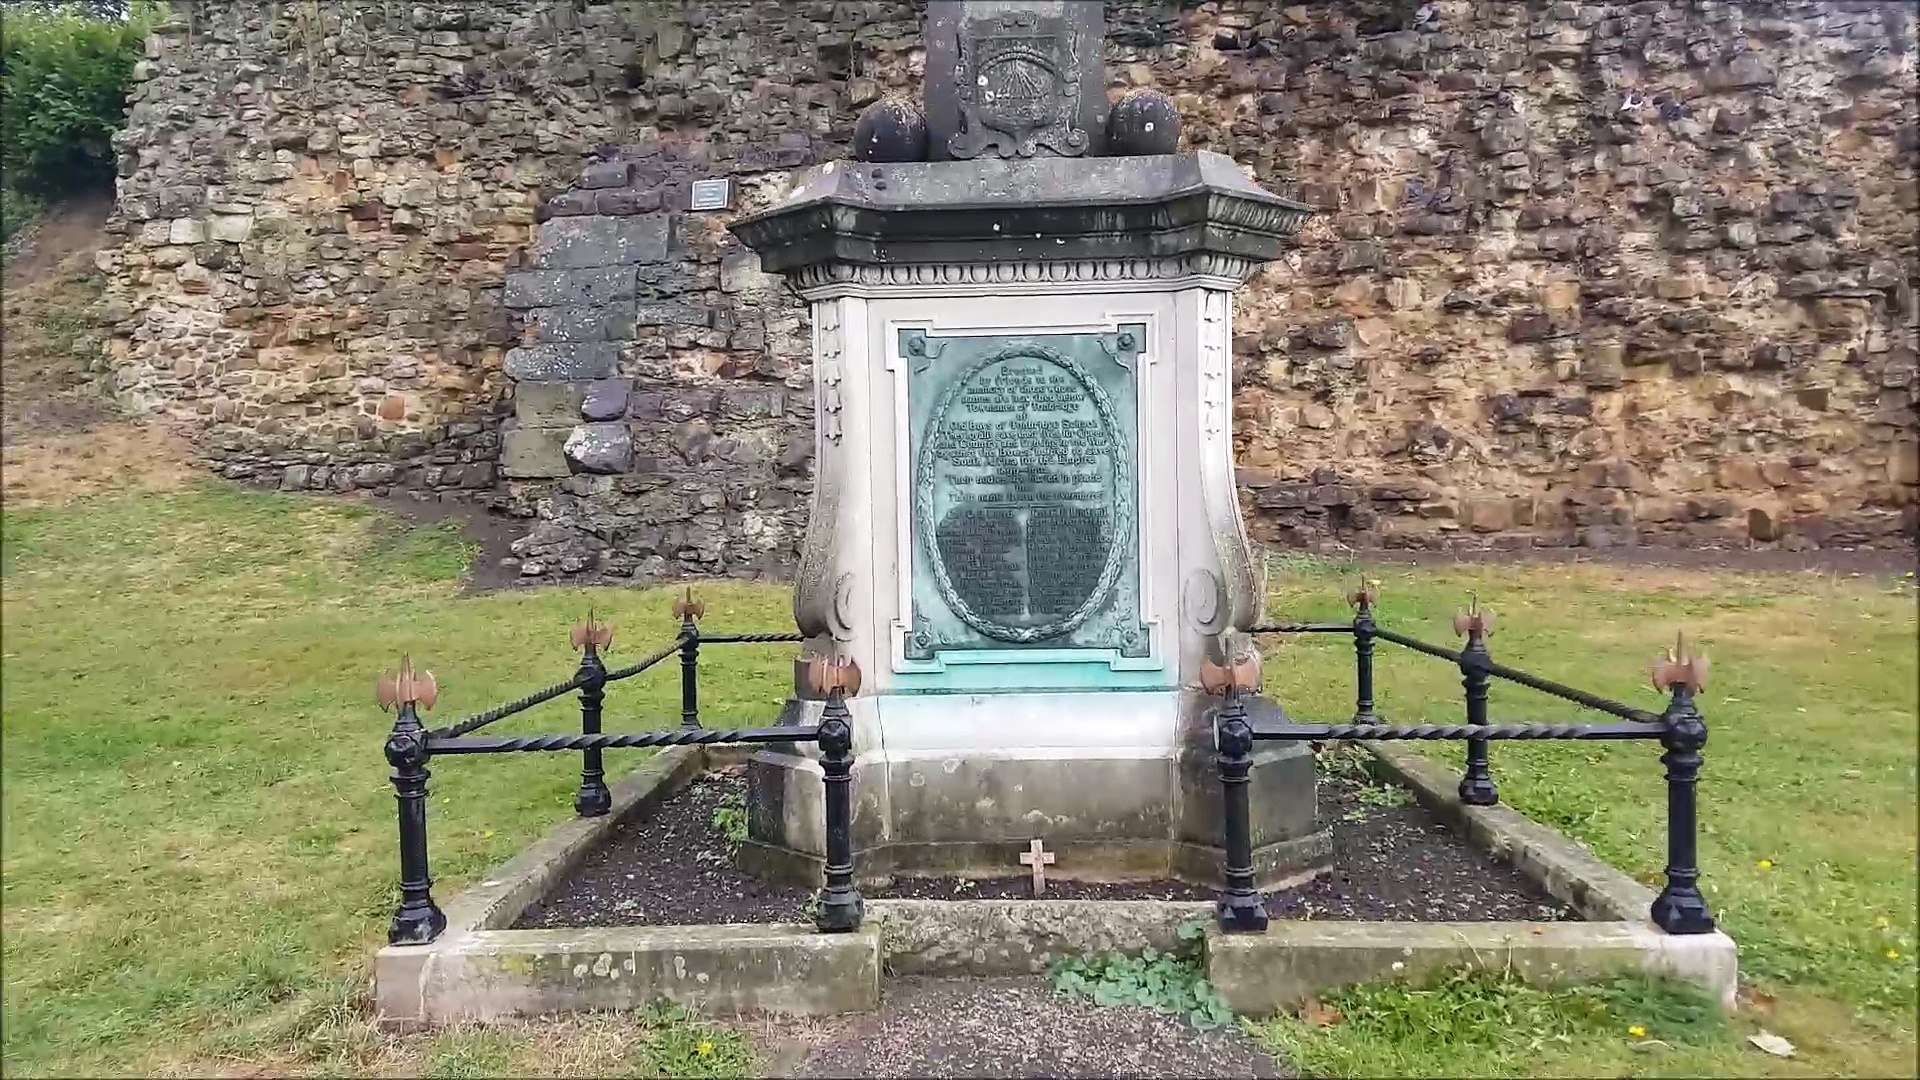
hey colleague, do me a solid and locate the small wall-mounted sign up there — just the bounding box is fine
[689,177,734,212]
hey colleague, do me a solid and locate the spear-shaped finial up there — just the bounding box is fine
[1452,590,1496,638]
[571,607,615,651]
[673,587,706,623]
[1199,632,1263,696]
[802,653,863,698]
[1651,632,1709,694]
[1348,572,1379,610]
[376,655,439,713]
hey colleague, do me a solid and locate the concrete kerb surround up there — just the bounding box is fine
[373,747,881,1025]
[375,745,1735,1026]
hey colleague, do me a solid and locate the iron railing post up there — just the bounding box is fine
[1215,685,1270,932]
[1351,583,1378,722]
[1456,601,1499,806]
[385,696,446,945]
[1651,681,1715,934]
[677,595,703,729]
[573,624,611,817]
[814,687,863,932]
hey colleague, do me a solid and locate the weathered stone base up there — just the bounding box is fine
[375,746,877,1024]
[868,899,1212,976]
[382,923,879,1024]
[379,737,1738,1028]
[1207,920,1739,1015]
[744,692,1328,890]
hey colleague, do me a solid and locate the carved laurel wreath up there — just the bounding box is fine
[915,342,1133,645]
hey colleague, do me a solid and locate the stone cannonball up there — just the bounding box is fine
[852,98,930,163]
[1105,88,1183,156]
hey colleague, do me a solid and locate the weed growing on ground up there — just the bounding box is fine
[1047,919,1236,1030]
[1258,968,1729,1078]
[629,1001,755,1078]
[711,791,748,852]
[1317,742,1414,821]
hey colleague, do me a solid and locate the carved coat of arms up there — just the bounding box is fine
[948,10,1089,159]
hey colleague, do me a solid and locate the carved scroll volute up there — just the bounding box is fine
[794,299,846,640]
[1196,289,1265,633]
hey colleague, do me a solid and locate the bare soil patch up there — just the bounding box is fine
[2,195,201,508]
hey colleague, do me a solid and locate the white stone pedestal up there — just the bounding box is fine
[731,153,1325,887]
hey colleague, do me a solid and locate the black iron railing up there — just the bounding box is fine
[377,594,841,947]
[1212,584,1715,938]
[382,583,1716,952]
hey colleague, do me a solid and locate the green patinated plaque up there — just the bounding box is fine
[903,326,1148,661]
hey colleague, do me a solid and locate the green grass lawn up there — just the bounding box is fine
[2,486,1915,1076]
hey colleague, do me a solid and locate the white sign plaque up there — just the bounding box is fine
[689,178,733,212]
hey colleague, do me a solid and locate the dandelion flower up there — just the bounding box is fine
[1887,949,1902,961]
[1628,1024,1647,1038]
[698,1040,715,1057]
[1756,859,1773,870]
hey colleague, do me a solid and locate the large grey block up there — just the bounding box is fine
[514,382,586,427]
[634,301,710,327]
[581,379,630,421]
[532,215,671,269]
[504,343,621,382]
[500,422,570,479]
[869,900,1213,976]
[504,267,637,309]
[406,924,879,1022]
[1207,921,1739,1017]
[564,422,633,474]
[528,302,636,342]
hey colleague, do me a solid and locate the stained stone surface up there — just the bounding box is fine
[923,1,1108,160]
[101,1,1918,564]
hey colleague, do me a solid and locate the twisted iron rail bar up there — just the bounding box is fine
[1369,626,1659,723]
[429,674,589,740]
[1247,621,1353,634]
[602,639,683,683]
[1253,720,1668,741]
[426,724,819,755]
[423,629,800,741]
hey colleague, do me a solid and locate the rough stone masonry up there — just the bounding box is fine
[100,0,1918,578]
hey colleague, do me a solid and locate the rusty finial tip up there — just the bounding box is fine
[1452,596,1495,638]
[376,654,439,713]
[1199,636,1263,696]
[1651,631,1709,693]
[673,587,706,622]
[802,653,862,698]
[570,609,615,651]
[1348,573,1378,609]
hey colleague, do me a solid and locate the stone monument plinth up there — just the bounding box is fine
[729,0,1325,889]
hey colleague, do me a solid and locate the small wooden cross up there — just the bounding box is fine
[1019,838,1056,895]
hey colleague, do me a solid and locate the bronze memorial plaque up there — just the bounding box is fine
[904,327,1148,660]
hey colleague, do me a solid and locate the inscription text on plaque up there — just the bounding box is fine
[904,326,1147,661]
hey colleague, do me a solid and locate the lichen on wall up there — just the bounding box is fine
[101,0,1917,572]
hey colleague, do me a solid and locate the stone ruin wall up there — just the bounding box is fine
[101,0,1918,579]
